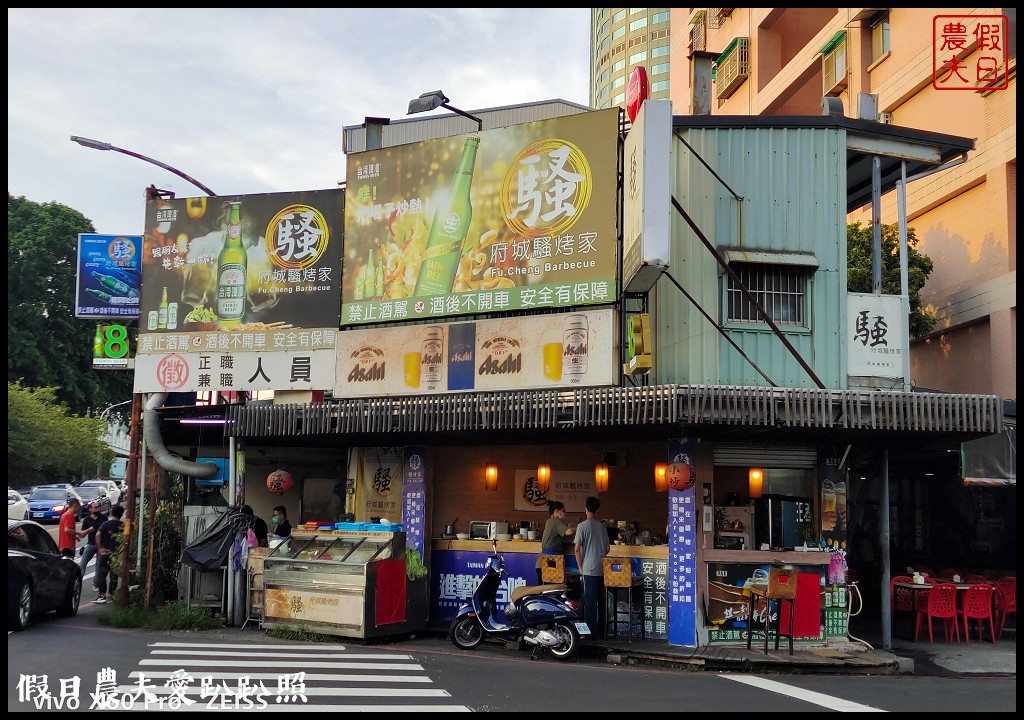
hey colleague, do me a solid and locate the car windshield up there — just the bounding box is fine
[30,488,66,501]
[77,487,102,500]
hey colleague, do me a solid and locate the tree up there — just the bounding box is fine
[847,221,936,339]
[8,381,112,483]
[8,194,134,414]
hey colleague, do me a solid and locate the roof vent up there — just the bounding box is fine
[821,96,844,117]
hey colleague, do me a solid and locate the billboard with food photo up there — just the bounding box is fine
[137,189,344,355]
[342,109,619,326]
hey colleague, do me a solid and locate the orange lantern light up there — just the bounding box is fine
[484,463,498,491]
[654,462,669,492]
[537,462,551,493]
[595,464,609,493]
[267,469,294,496]
[748,468,764,499]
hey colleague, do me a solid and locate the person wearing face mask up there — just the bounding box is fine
[271,505,292,538]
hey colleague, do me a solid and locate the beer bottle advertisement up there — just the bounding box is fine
[342,109,619,326]
[135,190,345,393]
[74,233,141,320]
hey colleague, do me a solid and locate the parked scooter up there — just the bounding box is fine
[448,540,590,660]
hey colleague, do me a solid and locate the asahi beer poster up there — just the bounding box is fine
[75,233,142,319]
[334,309,617,398]
[134,190,344,393]
[342,109,619,326]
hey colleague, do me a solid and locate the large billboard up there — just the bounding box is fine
[76,234,142,319]
[133,190,344,393]
[342,109,620,326]
[334,309,617,398]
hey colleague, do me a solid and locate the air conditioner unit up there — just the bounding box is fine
[878,112,893,124]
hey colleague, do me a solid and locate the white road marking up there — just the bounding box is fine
[720,675,886,712]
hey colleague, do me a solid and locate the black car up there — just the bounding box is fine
[75,485,112,518]
[8,518,83,630]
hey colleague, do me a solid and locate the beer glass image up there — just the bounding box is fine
[543,342,563,382]
[834,481,848,530]
[404,351,422,388]
[822,480,837,531]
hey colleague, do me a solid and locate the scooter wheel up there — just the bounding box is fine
[546,621,580,661]
[449,615,485,650]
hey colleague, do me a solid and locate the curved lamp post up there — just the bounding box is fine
[70,135,218,197]
[407,90,483,132]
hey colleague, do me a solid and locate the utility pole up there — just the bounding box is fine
[117,393,142,606]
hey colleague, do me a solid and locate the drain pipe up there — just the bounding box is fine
[144,393,219,478]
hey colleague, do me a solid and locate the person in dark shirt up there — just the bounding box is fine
[95,505,124,603]
[271,505,292,538]
[79,501,105,591]
[242,505,268,547]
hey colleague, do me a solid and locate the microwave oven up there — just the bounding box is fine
[469,521,509,540]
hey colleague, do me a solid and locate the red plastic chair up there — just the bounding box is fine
[890,575,914,613]
[913,575,937,614]
[994,577,1016,638]
[961,583,996,644]
[914,583,960,643]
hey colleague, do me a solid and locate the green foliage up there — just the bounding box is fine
[847,222,936,339]
[8,380,112,480]
[95,600,223,631]
[266,624,337,642]
[405,548,429,580]
[151,501,185,602]
[7,193,133,415]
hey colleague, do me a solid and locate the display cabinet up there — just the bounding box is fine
[262,530,422,638]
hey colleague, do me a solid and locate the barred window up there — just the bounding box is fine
[727,263,808,326]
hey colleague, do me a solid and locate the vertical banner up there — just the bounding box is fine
[403,446,426,554]
[821,457,847,549]
[667,438,698,646]
[359,447,405,523]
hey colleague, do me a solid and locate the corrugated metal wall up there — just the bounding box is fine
[655,125,848,389]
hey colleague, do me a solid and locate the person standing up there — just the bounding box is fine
[79,501,105,591]
[242,504,269,547]
[271,505,292,538]
[535,500,574,583]
[57,497,82,559]
[95,505,125,603]
[574,495,610,639]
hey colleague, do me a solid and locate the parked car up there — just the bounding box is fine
[79,479,120,507]
[74,485,111,518]
[8,518,83,630]
[26,486,83,523]
[8,489,29,521]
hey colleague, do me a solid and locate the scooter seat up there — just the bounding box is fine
[511,583,566,603]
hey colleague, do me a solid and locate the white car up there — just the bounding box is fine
[78,479,120,507]
[7,489,29,521]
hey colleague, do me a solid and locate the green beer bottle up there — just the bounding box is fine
[216,202,246,329]
[364,247,376,301]
[86,288,113,304]
[414,136,479,297]
[157,286,168,329]
[374,255,385,300]
[91,271,138,298]
[93,325,104,358]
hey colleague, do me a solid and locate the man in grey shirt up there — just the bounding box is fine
[574,495,610,639]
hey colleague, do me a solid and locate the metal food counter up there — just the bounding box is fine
[263,530,424,638]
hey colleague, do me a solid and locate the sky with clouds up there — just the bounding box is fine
[8,8,591,235]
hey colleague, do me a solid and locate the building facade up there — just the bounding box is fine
[590,8,672,109]
[666,7,1016,401]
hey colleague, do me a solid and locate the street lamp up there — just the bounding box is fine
[96,399,132,477]
[70,135,218,197]
[407,90,483,132]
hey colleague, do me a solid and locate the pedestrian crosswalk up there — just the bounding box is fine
[105,641,471,711]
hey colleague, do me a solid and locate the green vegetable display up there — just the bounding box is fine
[183,306,217,323]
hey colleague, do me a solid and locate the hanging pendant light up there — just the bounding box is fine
[748,468,764,499]
[537,462,551,492]
[595,463,609,492]
[484,463,498,491]
[654,462,669,492]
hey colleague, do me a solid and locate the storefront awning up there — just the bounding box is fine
[215,384,1003,450]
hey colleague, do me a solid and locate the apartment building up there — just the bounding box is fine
[590,8,672,109]
[664,8,1015,400]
